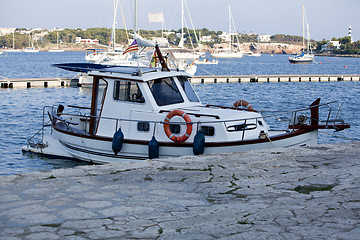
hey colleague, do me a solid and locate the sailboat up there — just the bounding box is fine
[23,31,40,52]
[48,30,64,52]
[289,5,314,64]
[4,30,21,53]
[212,5,243,58]
[167,0,201,75]
[250,35,261,57]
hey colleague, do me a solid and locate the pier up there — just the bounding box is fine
[191,74,360,83]
[1,74,359,89]
[0,77,77,88]
[0,142,359,239]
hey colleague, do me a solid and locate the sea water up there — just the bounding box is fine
[0,52,359,175]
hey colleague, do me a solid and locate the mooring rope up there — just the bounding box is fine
[196,66,216,75]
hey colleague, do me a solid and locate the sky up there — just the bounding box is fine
[1,0,359,41]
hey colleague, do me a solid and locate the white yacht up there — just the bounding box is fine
[23,45,350,163]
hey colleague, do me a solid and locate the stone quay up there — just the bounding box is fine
[1,142,359,239]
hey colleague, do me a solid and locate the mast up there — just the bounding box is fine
[180,0,184,48]
[111,0,119,51]
[12,30,15,50]
[302,4,305,51]
[56,31,59,50]
[229,5,231,51]
[134,0,137,37]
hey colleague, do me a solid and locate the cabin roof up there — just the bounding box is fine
[89,68,192,82]
[53,63,191,82]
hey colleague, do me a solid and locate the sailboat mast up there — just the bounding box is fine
[229,5,231,51]
[56,31,59,50]
[181,0,184,48]
[12,30,15,50]
[134,0,137,37]
[111,0,118,51]
[302,4,305,50]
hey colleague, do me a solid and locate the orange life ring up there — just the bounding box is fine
[163,110,192,143]
[233,100,255,112]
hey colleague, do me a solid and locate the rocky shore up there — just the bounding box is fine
[0,142,359,239]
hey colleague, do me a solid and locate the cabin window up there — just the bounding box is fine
[137,122,150,132]
[178,76,200,102]
[201,126,215,136]
[148,77,184,106]
[227,123,257,132]
[113,81,145,103]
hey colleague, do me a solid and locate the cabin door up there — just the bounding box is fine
[89,77,107,135]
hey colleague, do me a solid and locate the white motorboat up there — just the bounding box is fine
[194,58,218,65]
[23,45,350,163]
[85,49,107,62]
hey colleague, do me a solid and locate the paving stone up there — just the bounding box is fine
[0,142,359,239]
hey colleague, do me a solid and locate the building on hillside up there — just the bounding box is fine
[259,34,272,42]
[32,30,49,41]
[0,28,16,35]
[321,41,341,52]
[162,31,175,36]
[75,37,99,44]
[200,35,213,43]
[218,32,231,42]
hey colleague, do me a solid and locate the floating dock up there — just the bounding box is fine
[0,77,77,88]
[190,74,360,84]
[1,74,359,88]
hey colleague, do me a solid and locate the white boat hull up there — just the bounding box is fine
[24,128,318,164]
[4,49,22,53]
[211,51,243,58]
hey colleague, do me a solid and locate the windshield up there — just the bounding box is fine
[178,76,200,102]
[148,77,184,106]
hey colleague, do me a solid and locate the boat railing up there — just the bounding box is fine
[27,100,347,148]
[26,105,54,148]
[60,101,347,128]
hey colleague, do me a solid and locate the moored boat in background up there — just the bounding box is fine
[289,5,314,64]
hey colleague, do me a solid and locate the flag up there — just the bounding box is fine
[148,12,164,23]
[150,50,159,68]
[123,39,138,55]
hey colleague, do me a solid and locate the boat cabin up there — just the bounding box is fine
[80,66,268,144]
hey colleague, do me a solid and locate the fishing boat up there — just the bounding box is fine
[289,5,314,64]
[23,45,350,163]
